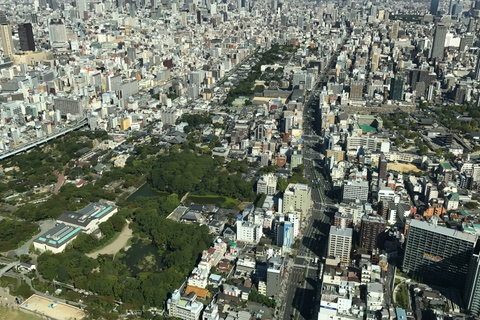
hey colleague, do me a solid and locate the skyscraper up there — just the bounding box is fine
[378,153,387,180]
[389,76,404,101]
[465,253,480,316]
[403,219,477,290]
[49,19,67,48]
[430,0,439,15]
[431,23,447,60]
[0,15,14,57]
[18,23,35,52]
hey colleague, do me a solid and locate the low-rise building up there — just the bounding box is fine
[167,290,203,320]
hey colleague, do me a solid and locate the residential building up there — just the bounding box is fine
[54,98,83,117]
[359,214,386,252]
[378,153,387,180]
[403,218,477,290]
[328,226,353,263]
[0,22,14,57]
[465,253,480,316]
[257,173,278,195]
[342,179,369,204]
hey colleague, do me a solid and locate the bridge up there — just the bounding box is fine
[0,118,88,160]
[0,262,19,278]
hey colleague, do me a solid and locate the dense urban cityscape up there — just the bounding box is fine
[1,0,480,319]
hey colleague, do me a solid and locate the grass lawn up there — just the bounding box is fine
[187,195,240,208]
[0,276,19,289]
[0,306,44,320]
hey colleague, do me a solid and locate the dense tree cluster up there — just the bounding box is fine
[15,183,116,221]
[0,131,109,194]
[177,114,212,133]
[248,289,276,308]
[71,213,127,253]
[0,219,38,251]
[37,211,212,311]
[149,152,256,201]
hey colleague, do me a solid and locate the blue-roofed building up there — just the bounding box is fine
[395,307,407,320]
[33,223,82,253]
[56,202,118,234]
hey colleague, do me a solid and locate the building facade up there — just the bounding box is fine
[403,219,477,289]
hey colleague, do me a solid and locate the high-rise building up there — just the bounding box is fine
[359,214,386,252]
[283,183,311,215]
[371,52,379,72]
[0,16,14,57]
[18,23,35,51]
[49,18,67,48]
[342,179,369,204]
[430,0,439,14]
[54,98,83,116]
[431,24,447,60]
[266,256,285,297]
[465,253,480,316]
[328,226,353,263]
[276,221,292,247]
[349,81,363,100]
[403,219,477,290]
[389,76,404,101]
[475,54,480,81]
[77,0,88,20]
[378,153,387,180]
[390,21,399,39]
[257,173,277,195]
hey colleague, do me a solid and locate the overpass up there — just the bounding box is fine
[0,261,19,278]
[0,118,88,160]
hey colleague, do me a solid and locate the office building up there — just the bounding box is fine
[0,21,14,57]
[359,214,386,252]
[54,98,83,117]
[257,173,277,195]
[266,256,285,297]
[49,19,67,48]
[430,0,439,14]
[33,223,82,253]
[403,219,477,289]
[77,0,88,19]
[465,254,480,316]
[378,153,387,180]
[349,81,363,100]
[167,289,203,320]
[342,179,369,204]
[18,23,35,51]
[371,52,379,72]
[283,183,311,215]
[276,221,293,248]
[389,76,405,101]
[328,226,353,263]
[431,24,447,60]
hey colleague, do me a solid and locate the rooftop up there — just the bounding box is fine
[34,223,82,248]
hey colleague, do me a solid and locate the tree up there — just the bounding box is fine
[254,85,265,93]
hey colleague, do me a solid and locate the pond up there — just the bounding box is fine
[127,183,169,202]
[121,241,164,276]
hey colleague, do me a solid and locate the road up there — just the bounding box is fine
[9,219,57,257]
[282,29,351,320]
